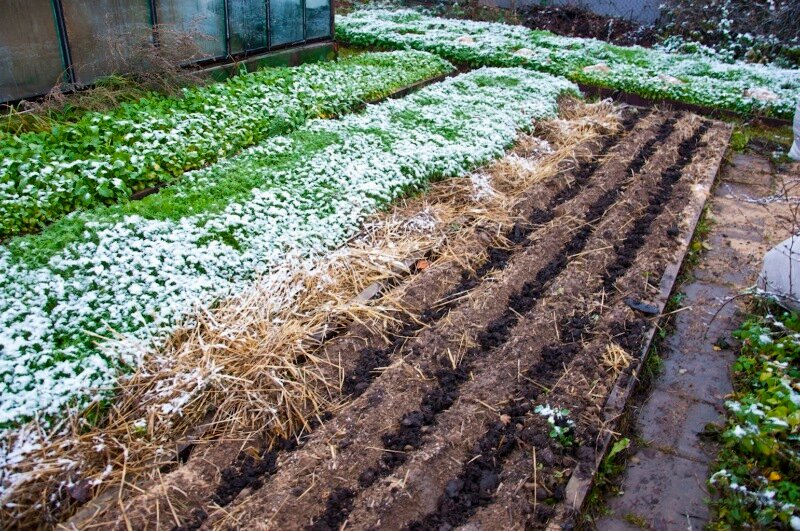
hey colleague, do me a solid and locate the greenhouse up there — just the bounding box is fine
[0,0,333,103]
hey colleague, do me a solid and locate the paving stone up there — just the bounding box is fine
[658,345,735,405]
[637,388,722,462]
[694,233,765,287]
[597,140,779,528]
[605,448,711,530]
[668,281,740,348]
[708,196,769,236]
[724,153,772,187]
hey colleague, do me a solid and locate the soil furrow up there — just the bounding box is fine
[338,107,645,400]
[387,116,701,531]
[83,110,629,531]
[335,113,699,531]
[454,119,719,530]
[198,117,633,522]
[212,112,676,529]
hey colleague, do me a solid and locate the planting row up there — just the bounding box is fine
[337,9,800,119]
[0,68,578,428]
[710,311,800,528]
[0,51,453,238]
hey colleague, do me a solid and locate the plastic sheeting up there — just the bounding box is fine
[0,0,67,102]
[759,235,800,311]
[790,100,800,161]
[0,0,333,103]
[61,0,153,85]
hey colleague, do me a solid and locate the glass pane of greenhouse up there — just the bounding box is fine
[156,0,227,60]
[0,0,66,102]
[305,0,331,40]
[270,0,304,47]
[61,0,152,85]
[228,0,269,54]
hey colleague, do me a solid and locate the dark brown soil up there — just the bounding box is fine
[384,0,658,47]
[517,5,657,47]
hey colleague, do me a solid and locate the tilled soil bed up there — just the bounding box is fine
[67,107,730,530]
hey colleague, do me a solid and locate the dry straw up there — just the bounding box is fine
[0,98,621,529]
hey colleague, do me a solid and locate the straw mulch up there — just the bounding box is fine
[0,98,621,529]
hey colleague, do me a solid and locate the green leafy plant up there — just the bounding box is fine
[0,50,453,238]
[709,309,800,528]
[535,404,576,448]
[0,67,578,430]
[337,9,800,121]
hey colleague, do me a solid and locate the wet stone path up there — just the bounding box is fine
[597,153,799,530]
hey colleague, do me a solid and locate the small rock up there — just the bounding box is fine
[514,47,535,58]
[479,471,499,496]
[67,479,91,503]
[658,73,684,85]
[624,297,660,315]
[744,87,779,102]
[455,35,475,45]
[445,478,464,498]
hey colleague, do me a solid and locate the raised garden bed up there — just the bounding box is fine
[0,50,452,238]
[0,68,576,432]
[336,9,800,120]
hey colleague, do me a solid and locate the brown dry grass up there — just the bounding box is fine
[0,98,621,530]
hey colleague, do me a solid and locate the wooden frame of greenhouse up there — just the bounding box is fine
[0,0,335,104]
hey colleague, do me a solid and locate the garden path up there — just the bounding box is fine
[596,153,800,529]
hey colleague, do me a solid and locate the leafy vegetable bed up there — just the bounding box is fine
[710,309,800,528]
[337,9,800,120]
[0,68,577,428]
[0,51,453,238]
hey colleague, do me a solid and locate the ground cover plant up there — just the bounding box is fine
[336,9,800,120]
[0,67,577,432]
[0,51,452,238]
[0,98,609,529]
[709,307,800,528]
